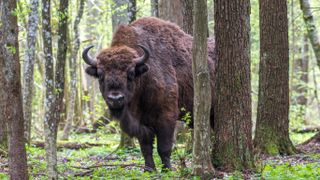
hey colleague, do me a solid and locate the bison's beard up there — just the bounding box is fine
[109,107,125,119]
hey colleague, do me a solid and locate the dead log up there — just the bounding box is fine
[31,141,106,150]
[292,126,320,133]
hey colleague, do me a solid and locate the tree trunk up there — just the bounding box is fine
[55,0,69,128]
[128,0,136,23]
[151,0,159,17]
[191,0,214,177]
[158,0,183,28]
[299,0,320,67]
[254,0,297,156]
[61,0,85,140]
[42,0,58,178]
[0,22,7,151]
[23,0,39,143]
[213,0,254,172]
[296,35,309,124]
[0,0,29,178]
[181,0,193,35]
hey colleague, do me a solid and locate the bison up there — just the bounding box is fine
[82,17,215,171]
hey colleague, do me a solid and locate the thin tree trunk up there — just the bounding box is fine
[55,0,69,127]
[254,0,297,156]
[296,35,309,124]
[0,0,29,178]
[61,0,85,140]
[191,0,214,177]
[0,21,7,150]
[151,0,159,17]
[213,0,254,172]
[128,0,136,23]
[42,0,58,178]
[299,0,320,67]
[23,0,39,143]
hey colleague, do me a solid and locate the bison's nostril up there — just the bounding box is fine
[107,94,124,101]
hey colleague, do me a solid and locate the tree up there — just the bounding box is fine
[294,35,309,124]
[0,1,7,156]
[23,0,39,143]
[299,0,320,66]
[61,0,85,140]
[191,0,214,177]
[55,0,69,129]
[42,0,58,178]
[158,0,193,34]
[254,0,297,155]
[150,0,159,17]
[213,0,254,171]
[0,0,29,178]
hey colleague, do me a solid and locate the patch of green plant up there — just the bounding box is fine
[262,163,320,180]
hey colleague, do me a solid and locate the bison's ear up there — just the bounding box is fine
[85,66,98,78]
[135,64,149,77]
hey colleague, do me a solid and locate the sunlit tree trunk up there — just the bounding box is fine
[62,0,85,140]
[213,0,254,171]
[42,0,58,178]
[300,0,320,67]
[191,0,214,177]
[23,0,39,143]
[0,0,29,178]
[295,35,309,124]
[254,0,297,155]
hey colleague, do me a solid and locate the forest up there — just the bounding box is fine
[1,0,320,179]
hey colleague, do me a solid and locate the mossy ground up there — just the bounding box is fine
[0,130,318,179]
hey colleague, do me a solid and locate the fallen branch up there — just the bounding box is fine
[292,126,320,133]
[74,169,94,177]
[71,163,153,171]
[31,141,106,150]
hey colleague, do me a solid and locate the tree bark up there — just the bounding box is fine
[181,0,193,35]
[254,0,297,155]
[0,23,7,151]
[295,35,309,124]
[61,0,85,140]
[55,0,69,129]
[23,0,39,143]
[191,0,214,177]
[42,0,58,178]
[158,0,183,28]
[0,0,29,178]
[299,0,320,67]
[151,0,159,17]
[213,0,254,172]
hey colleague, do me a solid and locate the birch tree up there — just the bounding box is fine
[42,0,58,178]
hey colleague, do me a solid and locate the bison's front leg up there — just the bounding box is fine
[156,121,175,171]
[138,133,156,171]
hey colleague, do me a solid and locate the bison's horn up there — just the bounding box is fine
[135,45,150,66]
[82,45,97,66]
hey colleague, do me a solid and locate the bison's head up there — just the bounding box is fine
[83,45,149,117]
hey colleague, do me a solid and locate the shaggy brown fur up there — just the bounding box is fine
[84,17,215,171]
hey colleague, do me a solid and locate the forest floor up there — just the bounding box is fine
[0,129,319,179]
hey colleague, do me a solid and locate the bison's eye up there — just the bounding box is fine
[127,70,135,81]
[97,69,104,81]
